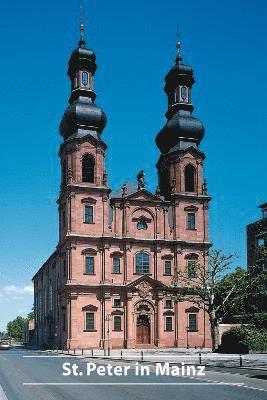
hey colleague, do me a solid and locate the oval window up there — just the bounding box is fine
[82,71,89,86]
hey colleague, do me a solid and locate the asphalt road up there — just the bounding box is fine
[0,347,266,400]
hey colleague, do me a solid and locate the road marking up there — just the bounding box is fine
[0,385,8,400]
[22,382,245,386]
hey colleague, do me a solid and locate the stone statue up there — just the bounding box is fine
[137,170,145,190]
[122,183,128,197]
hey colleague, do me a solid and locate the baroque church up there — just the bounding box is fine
[33,26,212,349]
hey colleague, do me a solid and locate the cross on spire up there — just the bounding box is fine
[79,1,86,47]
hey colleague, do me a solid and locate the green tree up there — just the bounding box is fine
[7,316,26,342]
[172,250,257,351]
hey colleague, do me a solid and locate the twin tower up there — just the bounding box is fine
[33,32,212,350]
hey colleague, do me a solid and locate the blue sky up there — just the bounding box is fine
[0,0,266,331]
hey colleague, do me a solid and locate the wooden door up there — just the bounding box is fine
[136,315,150,344]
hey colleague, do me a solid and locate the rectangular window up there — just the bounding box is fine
[187,213,196,230]
[165,316,173,331]
[188,314,197,331]
[164,260,171,275]
[187,260,196,278]
[114,316,122,331]
[114,298,121,308]
[86,312,95,331]
[113,258,120,274]
[84,205,93,224]
[165,299,172,309]
[85,256,94,274]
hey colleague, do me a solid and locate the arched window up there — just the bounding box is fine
[82,154,95,183]
[184,164,196,192]
[136,252,150,275]
[62,159,67,185]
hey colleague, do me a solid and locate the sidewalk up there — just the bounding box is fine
[48,348,267,369]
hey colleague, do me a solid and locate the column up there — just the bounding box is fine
[157,292,164,347]
[126,293,134,348]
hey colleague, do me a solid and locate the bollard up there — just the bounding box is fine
[121,350,123,360]
[91,349,94,357]
[199,353,202,365]
[74,348,76,355]
[82,349,84,355]
[67,348,69,354]
[239,354,243,367]
[61,347,64,354]
[141,350,144,361]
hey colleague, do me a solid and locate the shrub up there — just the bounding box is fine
[220,325,267,353]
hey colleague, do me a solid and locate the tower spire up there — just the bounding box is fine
[79,1,86,48]
[175,40,182,64]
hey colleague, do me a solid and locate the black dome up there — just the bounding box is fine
[156,110,204,154]
[60,98,107,140]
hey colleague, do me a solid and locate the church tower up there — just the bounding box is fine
[58,26,110,246]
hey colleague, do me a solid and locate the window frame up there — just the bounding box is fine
[113,257,120,274]
[164,260,172,276]
[113,298,121,308]
[184,164,196,192]
[135,252,150,275]
[165,299,173,309]
[85,256,95,275]
[84,205,94,224]
[187,212,196,230]
[188,313,197,332]
[165,316,173,331]
[85,312,95,331]
[113,315,122,331]
[82,154,95,183]
[187,260,197,279]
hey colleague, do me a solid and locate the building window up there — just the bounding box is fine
[165,316,173,331]
[136,252,150,274]
[263,209,267,219]
[63,260,66,277]
[114,316,121,331]
[184,164,196,192]
[187,213,196,230]
[113,258,120,274]
[164,260,171,275]
[85,256,94,274]
[180,86,188,102]
[257,238,265,247]
[114,298,121,308]
[187,260,196,279]
[137,218,148,230]
[84,205,93,224]
[82,154,95,183]
[82,71,89,86]
[85,312,95,331]
[188,314,197,331]
[165,299,172,309]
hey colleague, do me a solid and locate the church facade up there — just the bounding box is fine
[33,32,212,349]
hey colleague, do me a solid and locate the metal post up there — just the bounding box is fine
[141,350,144,361]
[186,327,189,349]
[199,353,202,364]
[105,314,112,357]
[91,349,93,357]
[239,354,243,367]
[121,350,123,360]
[82,348,84,355]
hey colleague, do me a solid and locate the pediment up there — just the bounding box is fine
[126,189,161,202]
[185,306,199,313]
[179,146,205,160]
[81,197,97,204]
[82,304,98,312]
[127,275,168,292]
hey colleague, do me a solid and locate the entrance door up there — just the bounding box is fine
[136,315,150,344]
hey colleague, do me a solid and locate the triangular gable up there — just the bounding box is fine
[125,189,161,202]
[126,274,168,290]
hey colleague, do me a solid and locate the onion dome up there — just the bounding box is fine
[156,42,204,154]
[59,26,107,141]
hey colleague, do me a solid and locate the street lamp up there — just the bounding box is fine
[105,314,112,356]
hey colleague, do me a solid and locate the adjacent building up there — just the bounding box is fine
[247,203,267,269]
[33,32,212,349]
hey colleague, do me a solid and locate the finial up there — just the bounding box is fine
[137,170,145,190]
[175,40,182,64]
[79,1,86,47]
[122,183,128,197]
